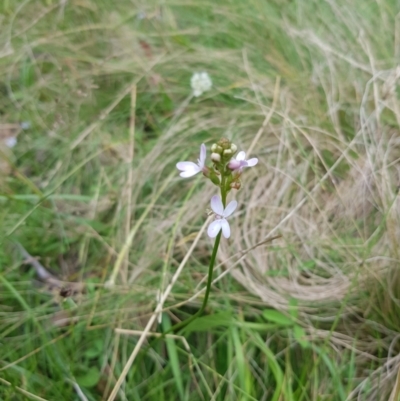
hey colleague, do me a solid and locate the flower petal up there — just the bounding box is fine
[177,161,200,172]
[246,158,258,167]
[236,151,246,161]
[228,159,241,170]
[180,170,200,178]
[220,219,231,238]
[207,220,222,238]
[223,200,237,218]
[199,143,206,167]
[210,195,224,216]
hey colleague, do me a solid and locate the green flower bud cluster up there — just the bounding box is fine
[208,138,241,193]
[176,139,258,204]
[210,138,237,167]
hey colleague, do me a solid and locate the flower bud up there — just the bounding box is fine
[201,166,210,177]
[211,143,218,152]
[217,137,231,150]
[211,153,221,162]
[209,172,220,186]
[223,149,232,156]
[230,143,237,153]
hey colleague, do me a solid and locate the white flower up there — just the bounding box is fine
[228,151,258,172]
[5,137,17,148]
[191,72,212,97]
[20,121,31,130]
[176,143,207,178]
[207,195,237,239]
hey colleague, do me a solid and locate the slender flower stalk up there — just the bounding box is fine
[167,230,222,333]
[133,139,260,368]
[171,138,258,333]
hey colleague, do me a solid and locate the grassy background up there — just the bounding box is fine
[1,0,400,400]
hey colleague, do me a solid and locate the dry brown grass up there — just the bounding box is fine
[2,0,400,399]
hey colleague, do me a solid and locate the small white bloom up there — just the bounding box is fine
[5,137,17,148]
[228,151,258,172]
[191,72,212,97]
[207,195,237,239]
[20,121,31,130]
[176,143,206,178]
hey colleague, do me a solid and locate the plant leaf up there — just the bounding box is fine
[262,310,294,326]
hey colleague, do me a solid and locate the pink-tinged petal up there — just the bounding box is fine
[223,200,237,218]
[208,220,222,238]
[220,219,231,238]
[246,158,258,167]
[176,161,199,171]
[236,151,246,161]
[228,159,241,170]
[210,195,224,216]
[180,169,200,178]
[199,143,206,167]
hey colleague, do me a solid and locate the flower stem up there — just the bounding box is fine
[220,177,227,207]
[167,230,222,333]
[197,230,221,315]
[159,167,227,333]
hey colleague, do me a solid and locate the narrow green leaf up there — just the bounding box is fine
[162,315,185,401]
[311,344,346,400]
[262,310,294,326]
[231,326,248,395]
[250,332,286,401]
[293,325,310,349]
[183,311,233,333]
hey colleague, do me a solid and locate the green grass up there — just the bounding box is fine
[1,0,400,400]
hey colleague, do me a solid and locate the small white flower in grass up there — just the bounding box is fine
[5,137,17,148]
[191,72,212,97]
[176,143,206,178]
[207,195,237,239]
[20,121,31,130]
[228,151,258,172]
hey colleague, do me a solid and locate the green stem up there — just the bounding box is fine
[170,176,226,333]
[168,230,222,333]
[200,231,221,314]
[149,167,229,338]
[220,175,227,207]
